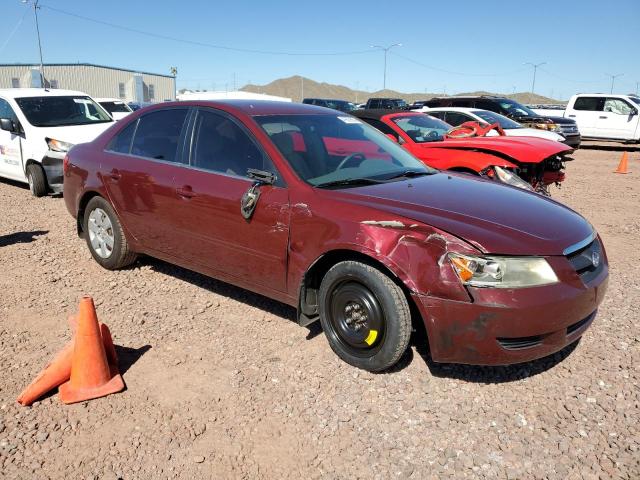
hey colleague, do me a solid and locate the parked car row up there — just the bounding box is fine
[0,89,609,373]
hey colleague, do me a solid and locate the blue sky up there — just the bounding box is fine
[1,0,638,99]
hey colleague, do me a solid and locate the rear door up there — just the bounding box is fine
[596,97,638,140]
[102,107,191,255]
[566,96,603,136]
[0,98,24,182]
[170,107,290,292]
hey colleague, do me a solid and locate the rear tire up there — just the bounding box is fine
[83,196,137,270]
[26,164,48,197]
[319,261,411,372]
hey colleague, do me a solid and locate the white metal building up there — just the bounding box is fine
[0,63,175,103]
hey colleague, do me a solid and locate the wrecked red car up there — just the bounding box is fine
[63,101,608,372]
[353,109,572,195]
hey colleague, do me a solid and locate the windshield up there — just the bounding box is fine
[15,95,112,127]
[255,114,435,187]
[391,114,450,143]
[99,101,132,114]
[471,110,522,129]
[496,99,539,117]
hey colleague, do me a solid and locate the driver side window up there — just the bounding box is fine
[0,98,18,122]
[603,98,633,115]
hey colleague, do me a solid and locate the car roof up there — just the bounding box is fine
[430,95,507,101]
[95,98,126,102]
[0,88,93,98]
[351,109,419,120]
[147,99,339,116]
[423,107,480,114]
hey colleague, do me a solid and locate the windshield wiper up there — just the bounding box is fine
[383,170,434,180]
[314,177,387,189]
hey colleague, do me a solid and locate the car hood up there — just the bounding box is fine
[334,173,593,256]
[414,136,572,163]
[35,122,115,146]
[499,128,564,142]
[546,116,576,125]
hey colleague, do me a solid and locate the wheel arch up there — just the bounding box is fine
[297,248,422,331]
[76,190,104,236]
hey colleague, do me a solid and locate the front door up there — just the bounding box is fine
[597,97,638,140]
[0,98,24,182]
[169,108,290,292]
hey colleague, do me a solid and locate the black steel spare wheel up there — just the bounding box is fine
[328,280,385,355]
[319,261,412,372]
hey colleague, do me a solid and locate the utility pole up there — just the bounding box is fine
[233,72,236,91]
[636,81,639,95]
[524,62,546,94]
[605,73,623,94]
[170,67,178,99]
[370,43,402,90]
[22,0,45,87]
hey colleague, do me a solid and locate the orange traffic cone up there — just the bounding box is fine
[59,296,124,404]
[17,341,75,406]
[16,314,118,406]
[614,152,630,174]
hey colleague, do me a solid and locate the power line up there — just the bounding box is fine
[39,4,376,57]
[390,51,527,77]
[0,8,29,55]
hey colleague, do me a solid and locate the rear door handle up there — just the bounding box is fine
[176,185,196,198]
[108,169,121,181]
[599,116,608,119]
[568,115,576,117]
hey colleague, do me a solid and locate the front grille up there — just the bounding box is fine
[560,125,579,135]
[497,335,543,350]
[566,311,596,336]
[566,238,604,284]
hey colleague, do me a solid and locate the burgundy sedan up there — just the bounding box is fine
[63,101,608,372]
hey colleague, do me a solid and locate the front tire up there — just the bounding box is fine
[26,164,48,197]
[319,261,412,372]
[83,196,137,270]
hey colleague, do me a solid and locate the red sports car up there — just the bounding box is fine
[63,101,607,372]
[353,109,572,195]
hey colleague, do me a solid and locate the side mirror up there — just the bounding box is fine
[630,108,638,116]
[385,133,398,143]
[0,118,15,133]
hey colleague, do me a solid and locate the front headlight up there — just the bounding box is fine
[493,166,533,191]
[46,138,74,152]
[448,253,558,288]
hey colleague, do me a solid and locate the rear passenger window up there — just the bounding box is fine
[130,109,189,162]
[107,120,137,154]
[574,97,603,111]
[191,109,275,178]
[475,100,498,112]
[445,112,473,126]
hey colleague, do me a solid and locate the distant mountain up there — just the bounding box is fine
[241,76,562,105]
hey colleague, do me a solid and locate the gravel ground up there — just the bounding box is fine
[0,145,638,479]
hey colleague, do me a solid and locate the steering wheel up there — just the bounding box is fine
[427,130,441,139]
[337,152,366,170]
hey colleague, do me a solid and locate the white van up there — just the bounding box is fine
[0,88,115,196]
[95,97,133,121]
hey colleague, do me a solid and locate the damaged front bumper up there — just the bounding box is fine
[412,255,608,365]
[42,152,64,193]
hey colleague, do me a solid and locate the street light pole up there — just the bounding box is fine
[22,0,45,87]
[524,62,546,94]
[605,73,623,94]
[371,43,402,90]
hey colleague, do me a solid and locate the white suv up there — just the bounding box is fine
[0,88,115,196]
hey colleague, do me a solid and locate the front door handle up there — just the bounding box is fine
[599,116,608,119]
[176,185,196,198]
[108,169,121,181]
[568,115,576,117]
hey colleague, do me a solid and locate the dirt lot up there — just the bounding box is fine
[0,145,638,479]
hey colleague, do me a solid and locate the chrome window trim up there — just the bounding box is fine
[563,230,597,256]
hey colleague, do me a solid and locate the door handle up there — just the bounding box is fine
[176,185,196,198]
[599,116,608,119]
[108,169,121,181]
[568,115,576,117]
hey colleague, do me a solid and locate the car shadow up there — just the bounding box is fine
[412,336,580,383]
[0,230,49,247]
[579,143,640,152]
[139,257,322,334]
